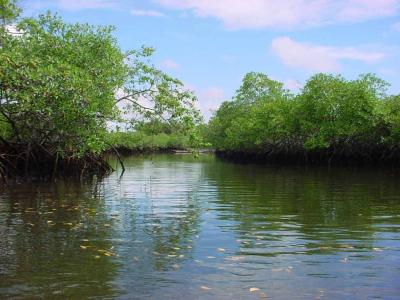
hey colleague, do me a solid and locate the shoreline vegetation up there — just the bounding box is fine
[107,132,190,154]
[0,1,202,181]
[207,72,400,166]
[2,1,400,181]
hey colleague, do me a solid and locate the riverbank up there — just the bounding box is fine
[0,140,211,182]
[106,131,213,155]
[0,143,111,181]
[107,132,189,152]
[206,73,400,166]
[215,143,400,166]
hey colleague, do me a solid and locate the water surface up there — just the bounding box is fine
[1,154,400,299]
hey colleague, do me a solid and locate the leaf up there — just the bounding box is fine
[250,288,260,292]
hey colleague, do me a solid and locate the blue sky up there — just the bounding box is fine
[21,0,400,120]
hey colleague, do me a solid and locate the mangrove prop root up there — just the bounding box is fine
[216,142,400,166]
[0,143,112,181]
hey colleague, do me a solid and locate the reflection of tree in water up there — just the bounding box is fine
[98,155,203,294]
[0,178,119,299]
[202,161,400,253]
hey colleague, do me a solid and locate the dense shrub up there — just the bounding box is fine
[207,72,400,164]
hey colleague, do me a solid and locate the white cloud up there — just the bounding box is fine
[338,0,399,21]
[156,0,400,30]
[271,37,385,72]
[4,25,24,36]
[57,0,117,10]
[202,87,224,101]
[284,79,303,91]
[198,87,225,120]
[160,59,180,70]
[28,0,118,11]
[186,84,225,120]
[131,9,166,17]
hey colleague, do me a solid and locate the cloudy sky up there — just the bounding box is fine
[21,0,400,119]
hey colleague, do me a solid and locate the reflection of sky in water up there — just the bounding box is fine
[1,154,400,299]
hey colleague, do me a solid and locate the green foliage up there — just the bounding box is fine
[207,72,400,155]
[0,0,21,25]
[1,13,126,156]
[117,46,202,133]
[134,119,188,135]
[382,95,400,141]
[107,131,190,151]
[296,73,387,149]
[0,10,201,166]
[208,73,294,150]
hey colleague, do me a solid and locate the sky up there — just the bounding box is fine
[20,0,400,120]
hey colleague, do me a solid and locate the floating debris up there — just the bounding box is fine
[172,264,180,270]
[319,246,332,250]
[217,248,226,252]
[272,267,293,273]
[225,256,245,262]
[338,244,354,249]
[200,286,211,290]
[250,287,260,292]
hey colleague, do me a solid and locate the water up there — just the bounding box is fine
[1,154,400,299]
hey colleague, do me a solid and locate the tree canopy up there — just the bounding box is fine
[0,9,201,177]
[207,72,400,163]
[0,0,21,25]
